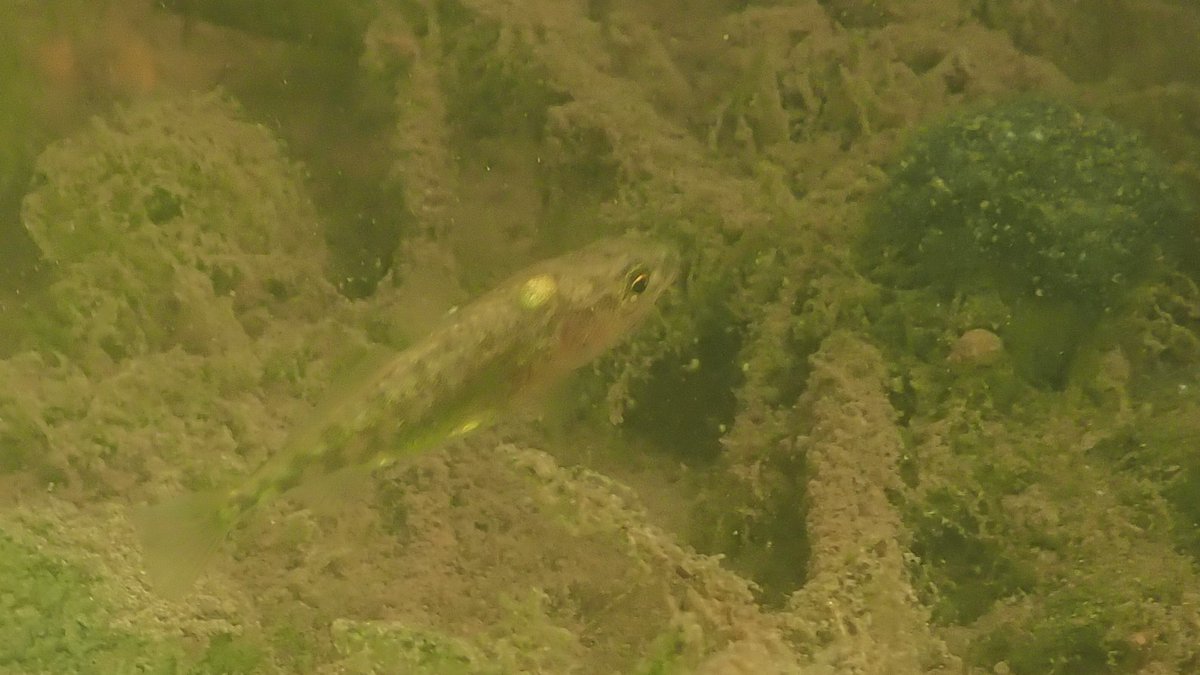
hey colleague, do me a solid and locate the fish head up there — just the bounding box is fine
[532,236,680,371]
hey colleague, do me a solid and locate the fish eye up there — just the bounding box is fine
[625,266,651,296]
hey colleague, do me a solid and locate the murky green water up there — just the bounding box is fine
[2,2,1199,673]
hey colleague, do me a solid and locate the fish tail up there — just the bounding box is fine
[130,490,233,598]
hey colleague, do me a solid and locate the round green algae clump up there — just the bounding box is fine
[867,99,1194,308]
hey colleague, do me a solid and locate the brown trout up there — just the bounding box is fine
[133,236,678,596]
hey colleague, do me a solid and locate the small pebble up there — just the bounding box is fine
[948,328,1004,366]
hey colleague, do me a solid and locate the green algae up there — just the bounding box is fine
[330,619,480,674]
[0,529,183,673]
[862,99,1196,387]
[866,98,1194,308]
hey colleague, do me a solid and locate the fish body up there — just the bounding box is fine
[133,236,678,595]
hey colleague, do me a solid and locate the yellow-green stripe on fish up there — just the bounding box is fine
[132,236,679,596]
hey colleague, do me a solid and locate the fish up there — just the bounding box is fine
[132,236,679,596]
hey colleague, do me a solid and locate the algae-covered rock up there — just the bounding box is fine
[0,527,183,672]
[329,619,481,674]
[863,98,1197,386]
[23,91,322,266]
[17,92,334,366]
[866,99,1195,309]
